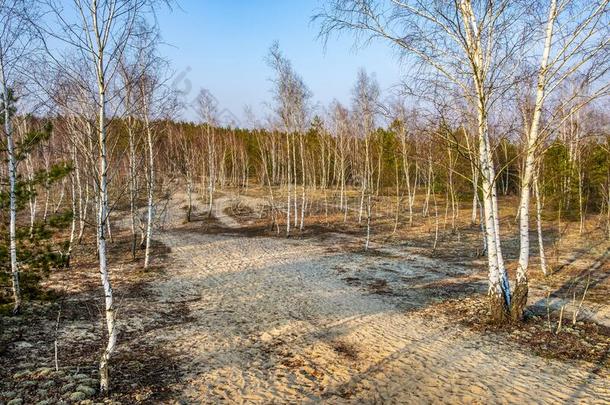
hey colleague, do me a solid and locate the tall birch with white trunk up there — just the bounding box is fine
[140,77,156,269]
[132,27,171,269]
[267,42,311,235]
[195,88,220,217]
[513,0,610,319]
[36,0,170,393]
[118,58,142,259]
[352,69,379,249]
[330,101,350,220]
[316,0,526,320]
[0,0,35,314]
[0,53,20,314]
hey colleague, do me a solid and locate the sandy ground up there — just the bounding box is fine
[119,192,609,404]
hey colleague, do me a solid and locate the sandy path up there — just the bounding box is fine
[137,193,609,404]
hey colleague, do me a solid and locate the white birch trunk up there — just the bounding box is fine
[299,134,306,231]
[514,0,557,317]
[207,127,214,216]
[97,87,116,395]
[534,171,547,275]
[358,177,365,223]
[127,115,137,258]
[286,135,291,235]
[54,178,67,214]
[365,194,372,250]
[1,57,21,313]
[292,139,297,227]
[66,143,78,266]
[26,156,37,238]
[471,170,479,224]
[90,9,117,392]
[459,0,511,319]
[143,113,154,269]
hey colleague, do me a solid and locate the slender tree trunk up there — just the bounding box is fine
[97,89,116,395]
[400,130,415,226]
[292,138,298,227]
[432,172,440,251]
[423,155,432,217]
[1,61,21,313]
[77,130,90,244]
[471,170,479,224]
[358,174,366,223]
[106,215,113,243]
[286,134,291,235]
[479,199,487,256]
[93,26,117,390]
[365,194,372,250]
[465,124,479,225]
[42,151,50,223]
[299,134,306,231]
[577,154,585,235]
[503,141,510,195]
[321,135,329,220]
[458,0,510,321]
[66,165,77,267]
[52,178,66,214]
[26,156,37,238]
[207,127,215,216]
[340,138,347,221]
[534,170,547,275]
[606,160,610,239]
[447,146,457,230]
[66,143,79,267]
[514,0,557,320]
[480,129,510,321]
[393,160,401,234]
[127,116,137,259]
[186,173,193,222]
[143,114,154,269]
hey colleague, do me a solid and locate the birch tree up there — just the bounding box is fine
[36,0,170,394]
[139,73,157,269]
[316,0,532,321]
[513,0,610,319]
[132,26,173,269]
[352,69,380,249]
[267,42,312,235]
[118,56,143,259]
[330,101,350,220]
[195,88,219,216]
[391,101,419,227]
[0,0,37,314]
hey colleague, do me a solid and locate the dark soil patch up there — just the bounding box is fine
[367,279,392,295]
[342,277,361,286]
[280,356,305,369]
[331,340,359,361]
[227,202,256,218]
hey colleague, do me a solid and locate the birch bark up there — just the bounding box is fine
[513,0,557,319]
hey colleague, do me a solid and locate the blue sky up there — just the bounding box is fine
[157,0,403,124]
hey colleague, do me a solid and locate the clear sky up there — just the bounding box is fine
[156,0,403,125]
